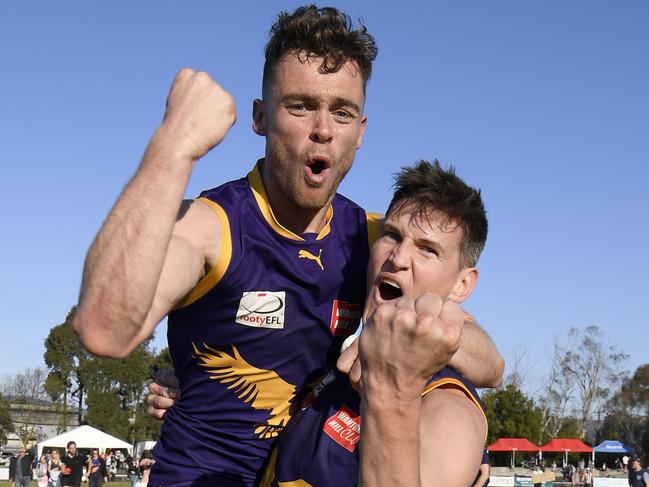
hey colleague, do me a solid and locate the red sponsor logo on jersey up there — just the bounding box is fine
[330,300,362,336]
[323,405,361,452]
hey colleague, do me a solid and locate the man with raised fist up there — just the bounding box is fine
[265,160,489,487]
[74,6,502,486]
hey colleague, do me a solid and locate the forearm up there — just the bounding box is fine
[360,385,422,487]
[448,316,504,387]
[75,129,193,357]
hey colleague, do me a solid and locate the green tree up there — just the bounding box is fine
[44,306,90,427]
[0,393,14,445]
[483,384,542,445]
[45,307,172,442]
[85,390,130,439]
[600,363,649,457]
[82,342,171,442]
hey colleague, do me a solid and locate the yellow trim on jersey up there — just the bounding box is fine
[174,198,232,309]
[422,377,488,442]
[365,212,384,248]
[248,162,333,241]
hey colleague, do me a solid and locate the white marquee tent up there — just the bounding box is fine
[37,425,132,459]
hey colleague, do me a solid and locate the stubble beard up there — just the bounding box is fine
[266,145,348,213]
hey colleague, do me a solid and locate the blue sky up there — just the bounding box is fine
[1,1,647,397]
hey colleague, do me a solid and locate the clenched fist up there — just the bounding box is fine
[359,292,464,402]
[157,68,236,162]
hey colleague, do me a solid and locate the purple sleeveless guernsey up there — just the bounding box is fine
[262,367,487,487]
[149,162,382,487]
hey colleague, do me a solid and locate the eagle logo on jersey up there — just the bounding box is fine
[192,343,296,439]
[298,249,324,270]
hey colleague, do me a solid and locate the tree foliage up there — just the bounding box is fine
[44,307,173,442]
[0,393,14,445]
[44,306,90,428]
[483,384,542,445]
[599,363,649,458]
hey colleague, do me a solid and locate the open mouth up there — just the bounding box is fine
[310,159,326,175]
[304,156,331,186]
[378,280,403,301]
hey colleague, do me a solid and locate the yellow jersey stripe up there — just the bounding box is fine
[174,198,232,309]
[366,212,383,248]
[248,162,333,241]
[422,377,488,442]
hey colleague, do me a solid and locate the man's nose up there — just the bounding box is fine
[387,240,411,270]
[310,110,333,143]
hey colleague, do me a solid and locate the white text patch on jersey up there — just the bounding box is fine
[236,291,286,329]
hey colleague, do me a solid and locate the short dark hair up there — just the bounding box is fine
[263,5,378,95]
[66,441,76,449]
[387,160,488,268]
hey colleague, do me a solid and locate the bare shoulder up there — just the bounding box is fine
[419,387,486,487]
[173,198,222,266]
[421,387,485,431]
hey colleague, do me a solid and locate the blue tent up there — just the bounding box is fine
[593,440,633,453]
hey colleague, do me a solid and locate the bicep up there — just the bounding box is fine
[139,199,221,339]
[419,388,486,487]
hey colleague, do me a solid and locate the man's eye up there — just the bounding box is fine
[422,246,438,255]
[287,104,309,113]
[332,110,354,121]
[382,231,399,241]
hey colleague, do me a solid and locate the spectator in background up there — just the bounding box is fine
[125,455,139,487]
[36,455,50,487]
[49,449,62,487]
[629,456,649,487]
[105,451,117,481]
[60,441,86,487]
[134,451,155,487]
[9,447,33,487]
[86,450,107,487]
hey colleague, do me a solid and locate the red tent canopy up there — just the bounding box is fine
[540,438,592,452]
[487,438,540,451]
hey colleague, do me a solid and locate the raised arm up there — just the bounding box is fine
[448,313,504,388]
[359,293,481,486]
[73,68,236,357]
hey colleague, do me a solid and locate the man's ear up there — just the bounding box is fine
[252,98,266,136]
[448,268,478,304]
[356,115,367,149]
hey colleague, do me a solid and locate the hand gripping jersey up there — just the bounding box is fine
[149,162,381,487]
[263,367,487,487]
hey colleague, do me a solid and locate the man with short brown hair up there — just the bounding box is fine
[74,6,503,487]
[60,441,86,487]
[8,448,32,487]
